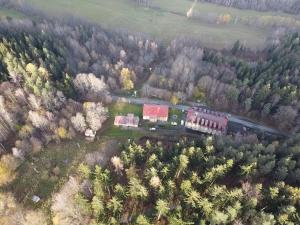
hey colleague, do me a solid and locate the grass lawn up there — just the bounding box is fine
[170,108,184,118]
[109,101,142,117]
[21,0,295,49]
[105,126,145,139]
[153,107,185,129]
[105,102,146,138]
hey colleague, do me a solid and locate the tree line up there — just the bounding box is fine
[201,0,300,15]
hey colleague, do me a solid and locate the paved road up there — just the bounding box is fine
[111,95,286,137]
[111,95,190,111]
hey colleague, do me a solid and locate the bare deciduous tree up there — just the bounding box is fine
[84,102,107,132]
[71,112,87,133]
[73,73,109,101]
[0,192,47,225]
[111,156,124,173]
[51,177,88,225]
[273,106,297,131]
[28,111,49,129]
[28,94,41,110]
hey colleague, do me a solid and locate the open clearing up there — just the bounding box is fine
[3,138,116,208]
[21,0,298,49]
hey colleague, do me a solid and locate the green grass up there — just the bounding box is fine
[0,8,27,19]
[170,108,184,117]
[153,108,185,129]
[170,108,184,123]
[109,101,142,117]
[105,102,146,138]
[22,0,299,48]
[105,126,144,138]
[155,0,297,18]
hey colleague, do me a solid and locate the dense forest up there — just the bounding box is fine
[49,136,300,225]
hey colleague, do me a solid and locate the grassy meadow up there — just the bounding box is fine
[21,0,299,49]
[0,8,27,19]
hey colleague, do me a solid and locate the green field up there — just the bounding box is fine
[156,0,297,18]
[21,0,299,49]
[109,102,142,117]
[0,8,27,19]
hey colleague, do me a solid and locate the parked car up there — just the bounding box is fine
[149,127,156,131]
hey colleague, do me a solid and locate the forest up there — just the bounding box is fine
[0,2,299,224]
[52,136,300,225]
[143,34,300,133]
[0,17,160,154]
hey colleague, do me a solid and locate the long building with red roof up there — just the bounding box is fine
[143,104,169,122]
[185,107,228,135]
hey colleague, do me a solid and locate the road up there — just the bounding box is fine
[111,95,286,137]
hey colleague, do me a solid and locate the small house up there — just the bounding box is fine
[143,104,169,122]
[114,114,139,128]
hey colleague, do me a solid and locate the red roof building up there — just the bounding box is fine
[114,114,139,128]
[185,108,228,135]
[143,104,169,122]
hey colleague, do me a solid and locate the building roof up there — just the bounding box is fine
[186,108,228,131]
[143,104,169,118]
[114,114,139,127]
